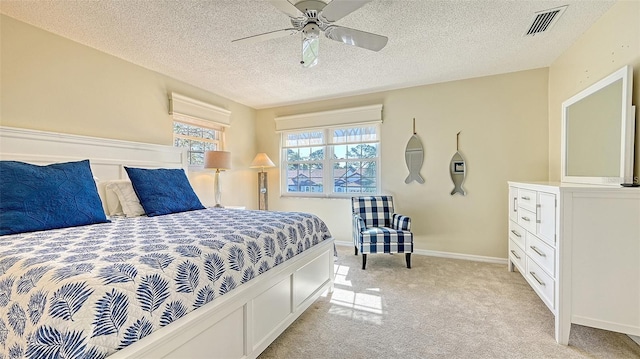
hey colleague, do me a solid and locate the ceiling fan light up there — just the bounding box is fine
[301,36,319,68]
[302,23,320,39]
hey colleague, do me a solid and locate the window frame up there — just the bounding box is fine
[172,114,225,168]
[280,124,381,198]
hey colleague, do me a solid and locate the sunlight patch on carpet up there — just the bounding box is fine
[327,264,384,325]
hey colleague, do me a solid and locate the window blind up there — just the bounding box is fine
[274,104,382,132]
[169,92,231,127]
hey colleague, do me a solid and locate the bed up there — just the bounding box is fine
[0,126,335,358]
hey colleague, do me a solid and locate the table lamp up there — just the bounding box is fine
[204,150,231,208]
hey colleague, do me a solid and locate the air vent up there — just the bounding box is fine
[524,5,567,36]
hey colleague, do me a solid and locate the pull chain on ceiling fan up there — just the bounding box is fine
[232,0,388,68]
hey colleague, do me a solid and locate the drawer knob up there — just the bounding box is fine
[510,250,521,259]
[530,272,546,286]
[521,196,531,200]
[530,246,546,257]
[521,216,531,222]
[510,230,522,238]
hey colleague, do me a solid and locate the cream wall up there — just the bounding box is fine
[256,69,549,259]
[0,15,257,208]
[549,0,640,182]
[4,0,634,261]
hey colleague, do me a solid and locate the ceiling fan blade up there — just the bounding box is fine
[232,28,298,44]
[325,25,388,51]
[269,0,304,18]
[320,0,372,22]
[301,36,319,68]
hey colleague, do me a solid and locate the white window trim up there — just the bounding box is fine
[169,93,230,169]
[173,120,225,169]
[280,125,381,199]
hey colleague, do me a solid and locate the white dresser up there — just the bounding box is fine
[507,181,640,344]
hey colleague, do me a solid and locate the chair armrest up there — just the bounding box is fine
[353,214,366,246]
[392,213,411,231]
[353,214,366,232]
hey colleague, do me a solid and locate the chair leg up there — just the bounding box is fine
[354,246,358,256]
[406,253,411,269]
[362,254,367,270]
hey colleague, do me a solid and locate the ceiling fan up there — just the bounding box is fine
[232,0,388,68]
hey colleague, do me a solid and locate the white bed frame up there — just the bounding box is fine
[0,126,335,358]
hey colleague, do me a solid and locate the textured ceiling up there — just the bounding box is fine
[0,0,615,109]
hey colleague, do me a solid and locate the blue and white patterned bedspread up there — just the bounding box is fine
[0,208,332,359]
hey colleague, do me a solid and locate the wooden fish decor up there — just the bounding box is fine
[405,118,425,184]
[450,131,466,196]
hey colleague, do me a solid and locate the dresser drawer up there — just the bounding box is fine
[517,188,537,212]
[526,233,555,277]
[517,207,536,233]
[508,239,525,272]
[526,258,555,310]
[509,220,526,249]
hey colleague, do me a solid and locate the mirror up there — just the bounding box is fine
[561,65,635,185]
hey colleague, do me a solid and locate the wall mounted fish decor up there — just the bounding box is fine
[405,118,425,184]
[450,131,466,196]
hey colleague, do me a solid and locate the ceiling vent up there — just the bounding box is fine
[524,5,568,36]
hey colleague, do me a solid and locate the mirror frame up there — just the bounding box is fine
[561,65,635,185]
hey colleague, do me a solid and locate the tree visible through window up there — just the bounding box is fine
[173,121,223,165]
[282,125,379,197]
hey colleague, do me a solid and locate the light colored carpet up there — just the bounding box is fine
[259,245,640,359]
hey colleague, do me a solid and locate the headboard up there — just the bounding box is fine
[0,126,188,211]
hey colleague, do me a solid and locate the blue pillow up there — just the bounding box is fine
[124,167,205,217]
[0,159,109,235]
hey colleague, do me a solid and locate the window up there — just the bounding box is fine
[173,118,223,166]
[282,125,380,197]
[169,92,231,166]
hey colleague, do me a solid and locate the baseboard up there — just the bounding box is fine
[334,241,507,265]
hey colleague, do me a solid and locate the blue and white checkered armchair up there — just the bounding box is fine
[352,196,413,270]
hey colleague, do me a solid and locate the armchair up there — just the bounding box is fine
[352,196,413,270]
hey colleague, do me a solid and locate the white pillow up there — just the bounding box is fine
[105,180,146,217]
[104,183,124,216]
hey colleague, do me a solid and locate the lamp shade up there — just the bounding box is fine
[204,151,231,170]
[250,153,275,169]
